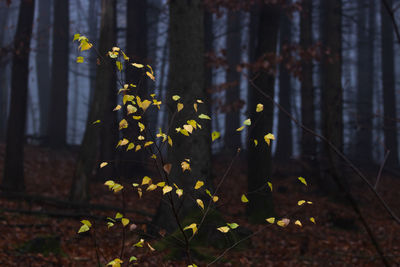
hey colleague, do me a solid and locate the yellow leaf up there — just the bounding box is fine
[79,40,92,51]
[177,103,184,112]
[126,104,137,114]
[133,238,144,247]
[310,217,316,224]
[127,143,135,151]
[121,51,129,61]
[254,139,258,146]
[113,105,122,111]
[157,182,165,187]
[196,199,204,209]
[92,120,101,124]
[236,126,245,132]
[183,124,193,134]
[211,131,220,141]
[137,188,142,198]
[146,184,157,191]
[243,118,251,126]
[76,56,84,63]
[81,220,92,227]
[193,103,198,112]
[112,184,124,193]
[183,223,197,235]
[131,63,144,68]
[119,119,128,130]
[168,136,173,146]
[172,95,180,101]
[147,242,155,251]
[73,33,80,41]
[132,183,139,187]
[268,181,273,191]
[132,115,141,120]
[197,99,203,103]
[264,133,275,146]
[277,218,290,227]
[121,218,129,227]
[116,61,123,71]
[307,201,313,204]
[194,180,204,190]
[266,217,275,224]
[115,212,123,219]
[256,103,264,112]
[137,135,145,140]
[107,258,123,267]
[119,138,129,146]
[241,194,249,203]
[298,177,307,186]
[295,220,302,227]
[176,188,183,197]
[217,226,230,233]
[100,162,108,168]
[227,222,239,229]
[104,180,115,189]
[180,129,189,136]
[144,141,153,147]
[147,64,154,74]
[212,196,219,202]
[298,200,306,206]
[141,176,152,185]
[181,161,191,172]
[78,224,90,233]
[138,122,145,132]
[163,185,173,194]
[146,71,155,81]
[198,114,211,120]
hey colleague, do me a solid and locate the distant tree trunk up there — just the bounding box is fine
[119,0,148,178]
[48,0,69,148]
[275,11,293,160]
[380,0,399,166]
[70,0,117,202]
[355,0,374,163]
[152,0,210,233]
[0,2,10,141]
[224,10,242,151]
[88,0,99,105]
[320,0,343,182]
[2,0,35,192]
[204,8,213,123]
[36,0,51,140]
[247,3,280,222]
[300,0,316,165]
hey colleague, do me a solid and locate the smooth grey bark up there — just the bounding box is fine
[153,0,211,233]
[355,0,374,162]
[2,0,36,192]
[300,0,316,162]
[0,2,10,141]
[36,0,51,139]
[275,11,293,160]
[247,3,280,222]
[48,0,69,148]
[224,10,242,151]
[380,0,399,166]
[70,0,117,202]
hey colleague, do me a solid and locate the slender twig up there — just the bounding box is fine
[375,150,390,189]
[381,0,400,44]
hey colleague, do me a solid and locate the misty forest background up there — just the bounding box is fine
[0,0,400,266]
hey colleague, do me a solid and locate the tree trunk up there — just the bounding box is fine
[320,0,343,184]
[36,0,51,140]
[0,2,10,141]
[224,10,242,151]
[355,0,374,163]
[152,0,211,233]
[275,11,293,160]
[2,0,36,192]
[88,0,100,105]
[380,0,399,166]
[48,0,69,148]
[247,3,280,222]
[70,0,117,202]
[119,0,149,178]
[300,0,316,165]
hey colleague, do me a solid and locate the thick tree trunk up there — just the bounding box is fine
[118,0,149,178]
[355,0,374,163]
[88,0,99,105]
[70,0,117,202]
[320,0,343,184]
[152,0,211,233]
[48,0,69,148]
[36,0,51,140]
[380,0,399,167]
[224,10,242,151]
[247,3,280,222]
[275,11,293,160]
[2,0,35,192]
[0,2,10,142]
[300,0,316,165]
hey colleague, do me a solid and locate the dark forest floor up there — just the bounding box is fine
[0,144,399,266]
